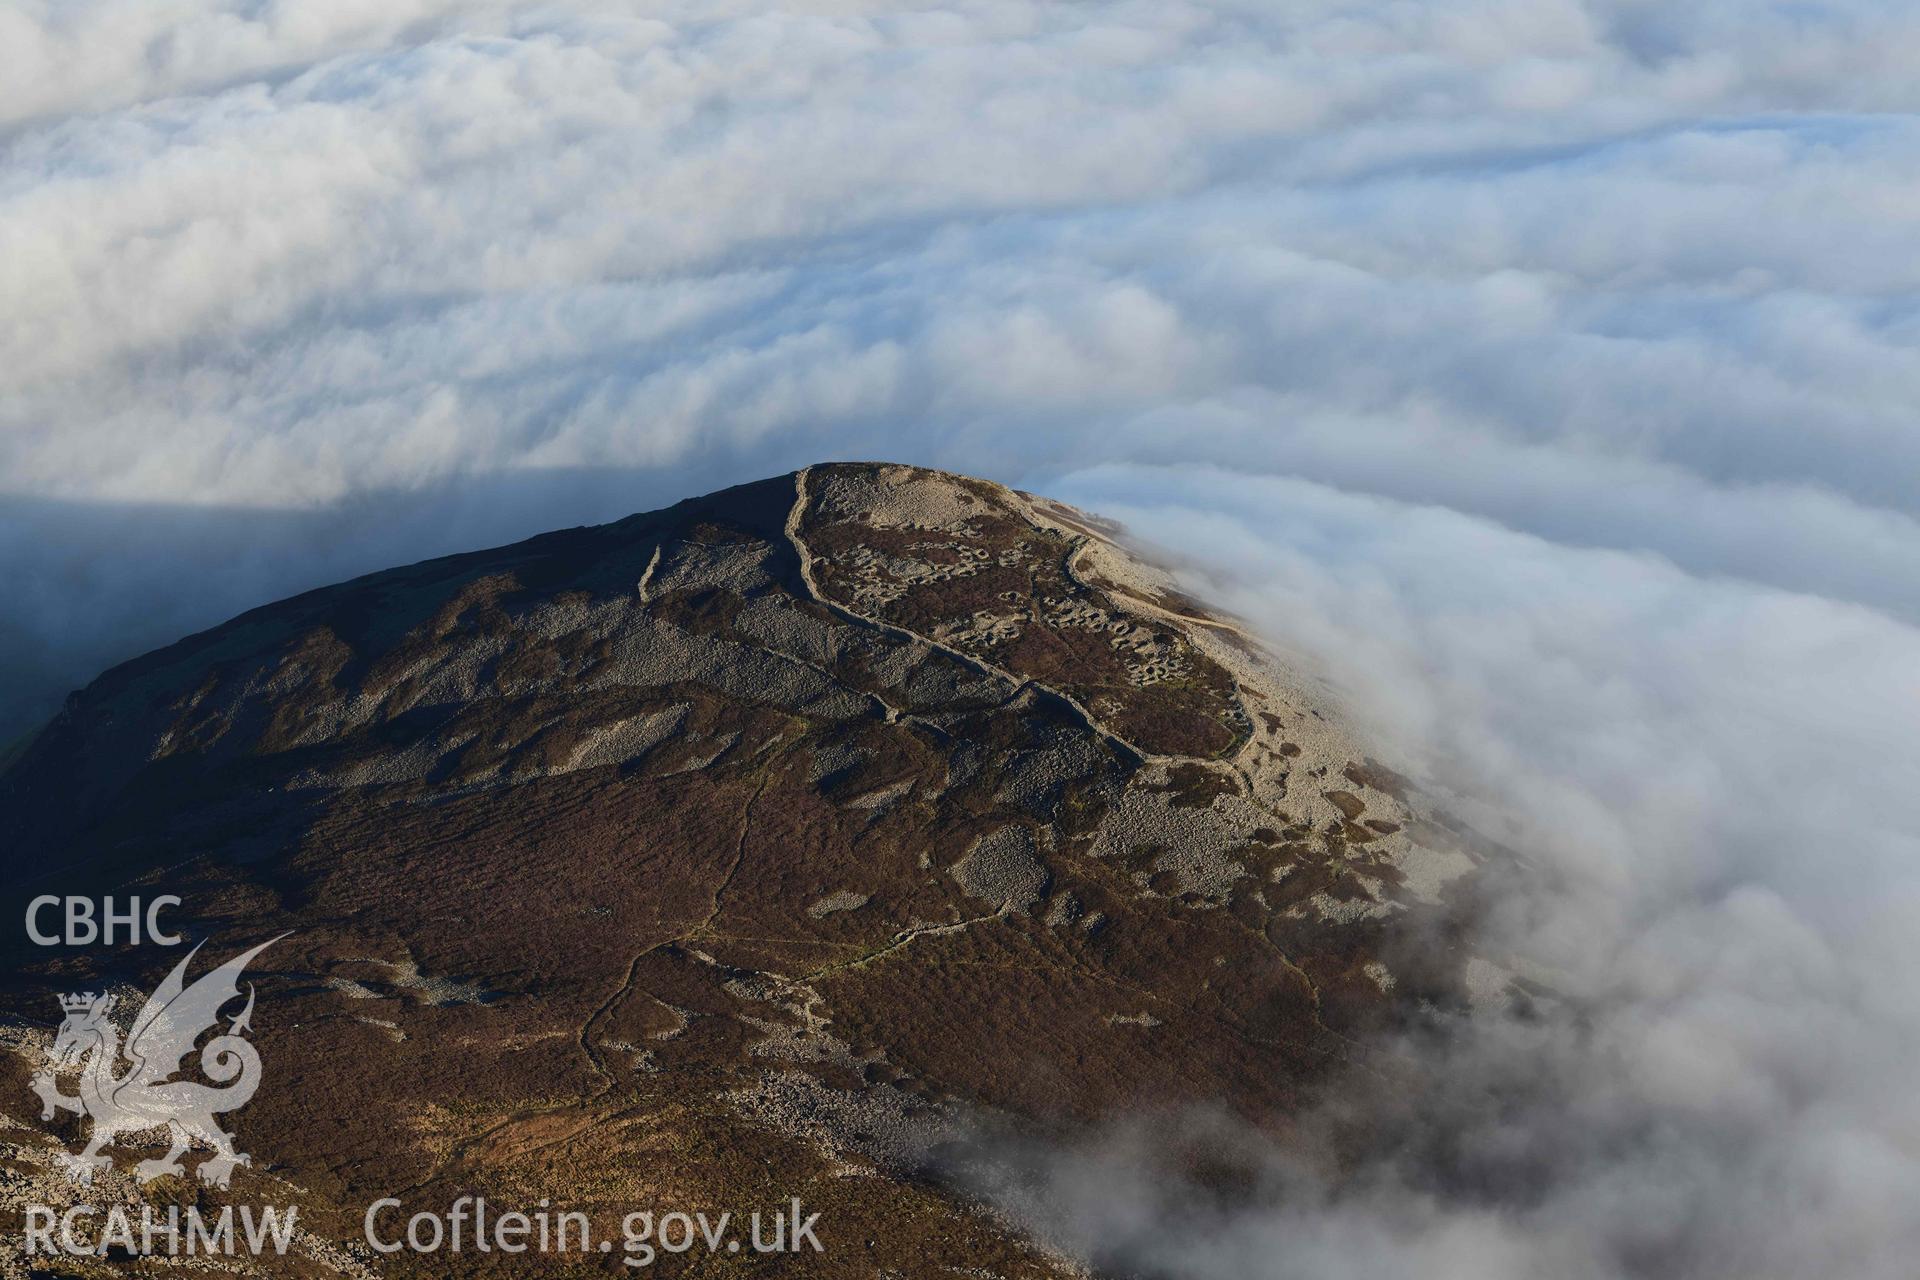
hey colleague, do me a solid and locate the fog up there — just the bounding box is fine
[4,2,1918,1274]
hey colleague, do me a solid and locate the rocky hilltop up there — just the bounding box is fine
[0,464,1491,1277]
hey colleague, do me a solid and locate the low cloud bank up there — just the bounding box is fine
[1024,466,1920,1278]
[5,3,1919,1273]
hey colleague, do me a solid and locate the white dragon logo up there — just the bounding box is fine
[30,935,284,1189]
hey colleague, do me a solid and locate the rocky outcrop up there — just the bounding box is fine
[0,464,1489,1278]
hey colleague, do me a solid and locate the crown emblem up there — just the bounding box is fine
[59,992,101,1014]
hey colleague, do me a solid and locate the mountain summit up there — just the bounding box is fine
[1,463,1489,1276]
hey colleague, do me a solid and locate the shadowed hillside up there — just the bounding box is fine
[0,464,1496,1278]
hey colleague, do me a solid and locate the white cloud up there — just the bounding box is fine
[3,3,1919,1274]
[1005,466,1920,1278]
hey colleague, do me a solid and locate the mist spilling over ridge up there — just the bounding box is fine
[5,2,1920,1277]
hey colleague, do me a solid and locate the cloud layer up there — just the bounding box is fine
[6,1,1920,735]
[5,2,1919,1275]
[1035,467,1920,1277]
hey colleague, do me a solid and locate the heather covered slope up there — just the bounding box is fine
[0,464,1490,1277]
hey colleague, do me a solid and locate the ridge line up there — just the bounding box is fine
[781,466,1147,768]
